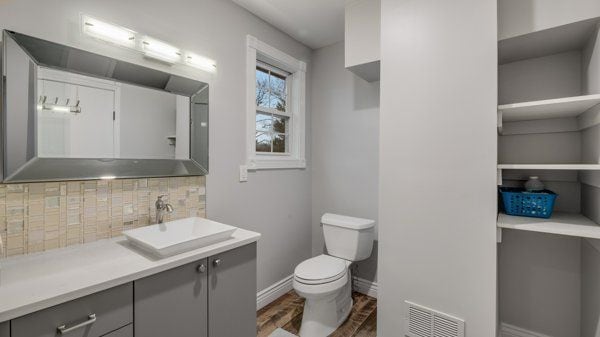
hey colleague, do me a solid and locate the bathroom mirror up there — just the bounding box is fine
[1,30,209,182]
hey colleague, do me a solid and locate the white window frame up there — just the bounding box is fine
[246,35,306,170]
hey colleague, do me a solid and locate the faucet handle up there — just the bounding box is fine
[157,194,168,200]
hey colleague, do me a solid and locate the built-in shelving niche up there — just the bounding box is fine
[497,16,600,337]
[497,15,600,237]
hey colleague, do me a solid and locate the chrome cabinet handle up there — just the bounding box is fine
[57,314,97,334]
[213,259,222,267]
[197,264,206,273]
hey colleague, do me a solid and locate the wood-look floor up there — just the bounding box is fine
[257,290,377,337]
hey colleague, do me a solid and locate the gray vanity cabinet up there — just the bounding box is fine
[134,242,257,337]
[2,242,257,337]
[208,243,257,337]
[134,258,209,337]
[0,321,8,337]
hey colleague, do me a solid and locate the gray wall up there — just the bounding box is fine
[119,84,176,159]
[498,51,582,105]
[499,230,581,337]
[309,42,379,283]
[584,25,600,95]
[582,239,600,337]
[498,0,600,40]
[378,0,498,336]
[0,0,313,292]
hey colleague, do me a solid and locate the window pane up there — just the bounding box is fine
[272,134,287,153]
[256,132,271,152]
[269,73,286,111]
[256,112,272,132]
[256,67,270,108]
[272,115,289,134]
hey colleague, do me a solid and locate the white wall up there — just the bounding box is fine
[310,41,379,282]
[0,0,313,291]
[498,0,600,40]
[378,0,497,335]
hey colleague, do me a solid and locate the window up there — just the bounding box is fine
[255,63,290,154]
[246,35,306,169]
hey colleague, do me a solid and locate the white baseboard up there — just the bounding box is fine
[500,323,553,337]
[257,274,294,310]
[256,274,378,311]
[353,276,378,298]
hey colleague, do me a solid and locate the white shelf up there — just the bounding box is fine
[498,164,600,171]
[498,212,600,239]
[498,94,600,123]
[499,17,600,64]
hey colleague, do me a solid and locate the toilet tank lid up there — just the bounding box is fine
[321,213,375,230]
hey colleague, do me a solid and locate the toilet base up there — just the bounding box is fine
[297,274,352,337]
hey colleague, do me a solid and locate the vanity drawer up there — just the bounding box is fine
[101,324,132,337]
[11,283,133,337]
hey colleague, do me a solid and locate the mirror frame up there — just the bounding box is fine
[1,30,209,183]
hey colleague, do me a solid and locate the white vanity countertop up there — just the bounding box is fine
[0,228,261,322]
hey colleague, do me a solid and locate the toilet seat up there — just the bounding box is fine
[294,254,347,285]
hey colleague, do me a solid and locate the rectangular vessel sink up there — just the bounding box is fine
[123,217,237,257]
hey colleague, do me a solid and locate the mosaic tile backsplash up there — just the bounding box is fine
[0,176,206,257]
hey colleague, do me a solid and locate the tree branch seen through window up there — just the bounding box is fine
[255,65,289,153]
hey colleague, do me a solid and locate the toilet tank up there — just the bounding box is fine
[321,213,375,261]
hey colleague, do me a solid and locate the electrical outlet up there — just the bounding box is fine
[239,165,248,182]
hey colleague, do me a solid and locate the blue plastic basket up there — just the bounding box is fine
[499,187,558,219]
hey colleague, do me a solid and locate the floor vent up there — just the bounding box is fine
[404,301,465,337]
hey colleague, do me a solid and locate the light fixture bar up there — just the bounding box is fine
[81,15,216,73]
[81,15,136,48]
[141,36,182,64]
[185,52,217,73]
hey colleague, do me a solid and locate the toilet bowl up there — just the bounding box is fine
[293,255,353,337]
[293,214,375,337]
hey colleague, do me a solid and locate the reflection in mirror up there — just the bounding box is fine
[37,68,190,160]
[2,30,209,182]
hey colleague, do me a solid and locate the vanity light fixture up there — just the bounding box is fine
[141,36,182,64]
[185,52,217,73]
[81,15,136,48]
[100,175,117,180]
[81,14,217,72]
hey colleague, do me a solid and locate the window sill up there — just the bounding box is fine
[248,157,306,170]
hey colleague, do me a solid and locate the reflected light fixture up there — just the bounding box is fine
[38,96,81,114]
[141,36,182,64]
[185,52,217,73]
[81,15,136,48]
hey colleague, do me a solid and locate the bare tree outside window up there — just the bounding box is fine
[255,65,289,153]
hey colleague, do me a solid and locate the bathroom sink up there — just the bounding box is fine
[123,217,237,257]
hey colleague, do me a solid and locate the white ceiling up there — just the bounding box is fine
[232,0,346,49]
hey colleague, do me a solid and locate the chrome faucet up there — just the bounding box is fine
[155,195,174,224]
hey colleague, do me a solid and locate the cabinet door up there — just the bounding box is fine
[101,324,132,337]
[208,243,257,337]
[134,259,208,337]
[0,321,8,337]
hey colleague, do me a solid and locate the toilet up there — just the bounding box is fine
[293,213,375,337]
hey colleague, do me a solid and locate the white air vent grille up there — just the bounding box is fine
[404,301,465,337]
